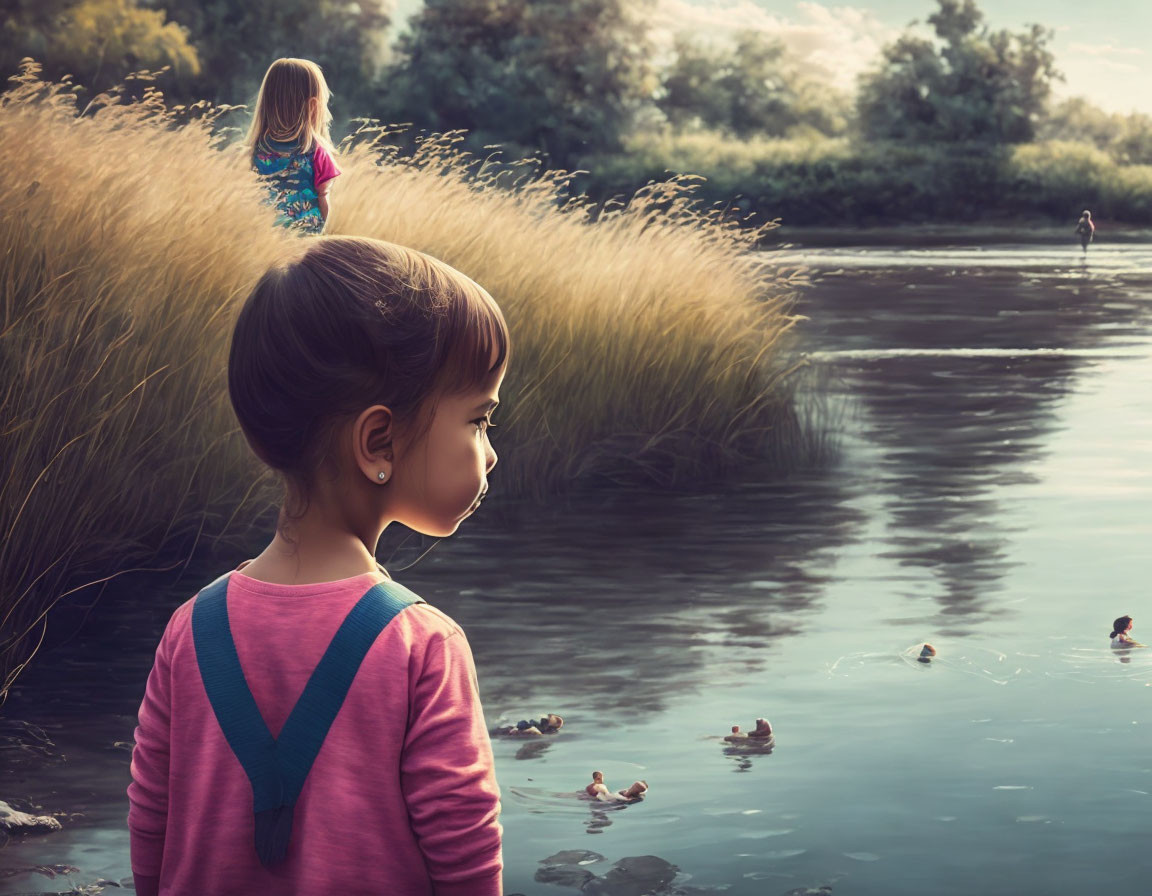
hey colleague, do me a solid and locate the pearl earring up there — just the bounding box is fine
[377,471,387,481]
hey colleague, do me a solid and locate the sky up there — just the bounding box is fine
[389,0,1152,116]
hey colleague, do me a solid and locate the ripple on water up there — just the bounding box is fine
[826,646,1026,686]
[737,829,796,839]
[755,849,808,860]
[702,806,763,816]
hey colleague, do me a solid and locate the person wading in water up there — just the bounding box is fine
[1076,210,1095,254]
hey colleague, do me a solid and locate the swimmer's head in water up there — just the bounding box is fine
[544,713,564,729]
[591,771,603,783]
[1111,615,1134,638]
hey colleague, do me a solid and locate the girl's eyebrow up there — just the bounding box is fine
[473,399,499,413]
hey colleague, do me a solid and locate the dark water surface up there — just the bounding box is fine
[4,242,1152,894]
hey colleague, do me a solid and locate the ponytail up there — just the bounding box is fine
[1112,615,1133,639]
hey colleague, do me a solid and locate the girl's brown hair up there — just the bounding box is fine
[244,57,335,155]
[1111,615,1133,639]
[228,236,509,524]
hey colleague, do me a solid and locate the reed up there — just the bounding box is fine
[0,64,805,701]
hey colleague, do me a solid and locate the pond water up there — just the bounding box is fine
[4,240,1152,894]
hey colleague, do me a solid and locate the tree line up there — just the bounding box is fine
[5,0,1150,221]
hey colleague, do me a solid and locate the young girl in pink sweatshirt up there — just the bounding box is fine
[127,236,508,895]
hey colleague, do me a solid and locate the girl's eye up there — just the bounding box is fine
[473,417,498,433]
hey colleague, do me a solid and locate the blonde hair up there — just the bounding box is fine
[245,58,335,155]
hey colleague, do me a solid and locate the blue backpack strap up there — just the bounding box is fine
[192,574,424,868]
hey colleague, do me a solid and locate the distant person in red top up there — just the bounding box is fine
[127,237,509,896]
[1076,210,1095,253]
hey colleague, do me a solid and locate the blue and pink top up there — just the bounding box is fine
[252,137,342,234]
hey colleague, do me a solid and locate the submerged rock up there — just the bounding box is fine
[0,799,62,834]
[536,851,725,895]
[541,849,605,866]
[583,855,679,896]
[0,718,66,769]
[536,864,596,888]
[0,862,81,879]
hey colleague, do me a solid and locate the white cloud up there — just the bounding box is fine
[384,0,1152,116]
[650,0,898,91]
[1092,59,1141,73]
[1068,42,1144,58]
[1055,36,1152,114]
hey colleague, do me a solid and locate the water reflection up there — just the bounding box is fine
[5,471,862,731]
[392,474,863,719]
[797,251,1152,627]
[720,736,775,773]
[6,244,1152,894]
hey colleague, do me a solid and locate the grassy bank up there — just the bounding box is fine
[581,132,1152,228]
[0,66,805,701]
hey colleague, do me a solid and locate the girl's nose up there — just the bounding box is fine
[485,443,497,471]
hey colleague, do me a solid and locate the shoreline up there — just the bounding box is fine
[769,223,1152,248]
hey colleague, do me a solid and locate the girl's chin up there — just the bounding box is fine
[402,514,466,538]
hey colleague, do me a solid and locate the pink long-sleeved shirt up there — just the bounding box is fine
[127,562,503,895]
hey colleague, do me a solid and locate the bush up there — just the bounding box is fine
[581,130,1152,227]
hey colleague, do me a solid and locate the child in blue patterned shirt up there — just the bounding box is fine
[246,58,342,234]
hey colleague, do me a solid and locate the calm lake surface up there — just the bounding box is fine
[4,241,1152,894]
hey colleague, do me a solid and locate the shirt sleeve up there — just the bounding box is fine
[401,630,503,896]
[126,613,177,878]
[312,144,341,189]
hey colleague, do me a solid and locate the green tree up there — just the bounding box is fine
[1112,115,1152,166]
[857,0,1059,144]
[1,0,199,93]
[382,0,656,169]
[144,0,390,122]
[1041,97,1152,165]
[658,30,849,138]
[1039,97,1118,148]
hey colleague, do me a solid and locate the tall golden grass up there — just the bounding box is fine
[0,62,805,702]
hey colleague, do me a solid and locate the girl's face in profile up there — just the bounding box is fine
[389,359,506,538]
